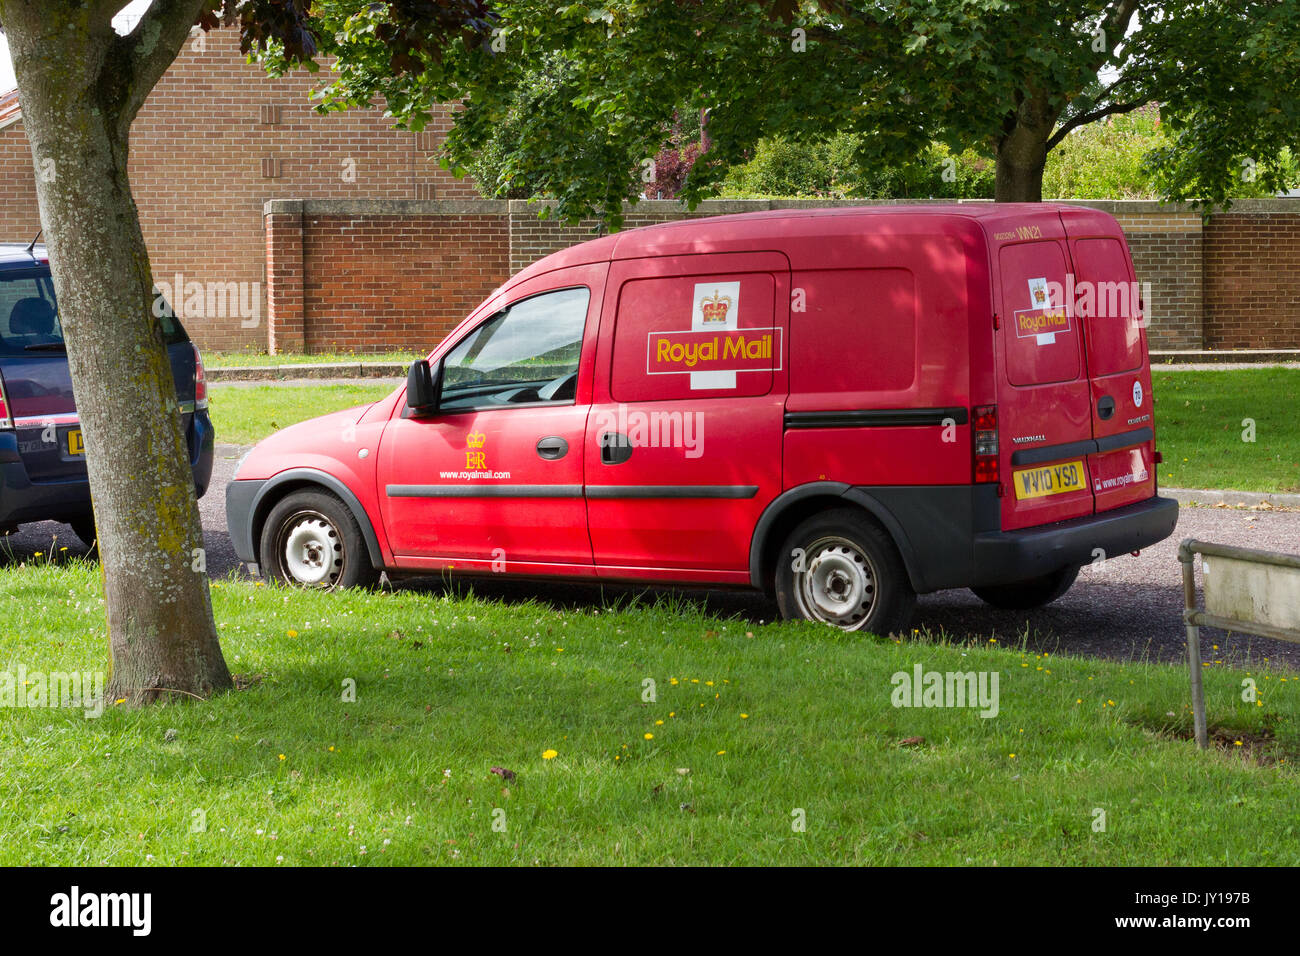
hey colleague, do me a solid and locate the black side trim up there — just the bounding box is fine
[1011,426,1154,466]
[586,485,758,500]
[387,484,583,499]
[1096,426,1154,454]
[1011,438,1097,467]
[784,407,969,429]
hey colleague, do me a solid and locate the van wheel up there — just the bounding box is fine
[259,489,379,589]
[970,565,1079,610]
[775,509,916,635]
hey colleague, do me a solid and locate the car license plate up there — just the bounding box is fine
[67,429,84,456]
[1013,460,1085,500]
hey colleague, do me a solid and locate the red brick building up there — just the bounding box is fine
[0,27,479,351]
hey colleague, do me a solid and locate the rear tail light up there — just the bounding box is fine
[193,344,208,410]
[0,371,12,429]
[972,404,999,484]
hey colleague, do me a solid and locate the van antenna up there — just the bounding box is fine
[25,228,41,254]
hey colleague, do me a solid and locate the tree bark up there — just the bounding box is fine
[993,90,1057,202]
[2,1,231,703]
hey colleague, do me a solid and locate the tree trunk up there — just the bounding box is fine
[994,91,1055,202]
[3,3,231,703]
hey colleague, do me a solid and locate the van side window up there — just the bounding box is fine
[438,286,589,411]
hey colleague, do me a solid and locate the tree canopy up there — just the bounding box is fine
[268,0,1300,223]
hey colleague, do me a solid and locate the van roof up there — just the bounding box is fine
[507,202,1104,289]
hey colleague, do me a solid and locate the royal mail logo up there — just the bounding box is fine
[466,431,487,449]
[647,327,782,375]
[1014,308,1071,339]
[699,289,733,324]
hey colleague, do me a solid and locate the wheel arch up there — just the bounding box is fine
[749,482,926,594]
[250,469,385,568]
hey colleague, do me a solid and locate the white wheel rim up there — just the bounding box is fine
[280,512,343,586]
[794,535,878,630]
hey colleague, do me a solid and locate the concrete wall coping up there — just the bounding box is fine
[264,199,509,217]
[266,196,1300,219]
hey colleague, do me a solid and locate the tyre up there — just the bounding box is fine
[970,564,1079,610]
[258,489,379,589]
[774,508,916,635]
[69,515,97,552]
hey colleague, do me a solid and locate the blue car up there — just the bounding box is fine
[0,242,214,547]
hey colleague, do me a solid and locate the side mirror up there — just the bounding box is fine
[406,359,440,413]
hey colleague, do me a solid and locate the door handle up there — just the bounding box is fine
[600,431,633,465]
[1097,395,1116,421]
[536,436,569,460]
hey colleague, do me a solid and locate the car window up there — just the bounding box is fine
[0,270,62,353]
[0,267,189,354]
[438,286,589,411]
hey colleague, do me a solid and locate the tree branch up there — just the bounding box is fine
[1046,98,1148,151]
[114,0,213,124]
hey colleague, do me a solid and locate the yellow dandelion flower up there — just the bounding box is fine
[542,749,558,759]
[644,733,654,740]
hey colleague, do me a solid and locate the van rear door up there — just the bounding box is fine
[993,222,1096,532]
[1058,207,1156,515]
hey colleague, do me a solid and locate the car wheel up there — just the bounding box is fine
[970,565,1080,610]
[69,515,97,552]
[259,489,379,589]
[775,509,916,635]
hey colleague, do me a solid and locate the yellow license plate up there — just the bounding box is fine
[1013,460,1085,500]
[67,429,84,456]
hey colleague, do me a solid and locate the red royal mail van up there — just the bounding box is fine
[226,204,1178,634]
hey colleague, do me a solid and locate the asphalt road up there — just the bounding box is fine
[6,443,1300,672]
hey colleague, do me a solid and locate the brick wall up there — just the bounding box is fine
[265,200,509,353]
[1204,205,1300,349]
[0,26,476,352]
[268,197,1300,354]
[0,114,40,239]
[1105,207,1204,350]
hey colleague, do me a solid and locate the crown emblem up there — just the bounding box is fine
[700,290,732,324]
[466,431,487,449]
[1032,286,1047,305]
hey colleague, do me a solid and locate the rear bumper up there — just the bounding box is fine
[970,495,1179,586]
[819,484,1178,593]
[0,409,215,529]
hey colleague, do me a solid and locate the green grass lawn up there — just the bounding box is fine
[209,383,396,446]
[210,371,1300,496]
[205,350,421,368]
[1,560,1298,866]
[1152,368,1300,493]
